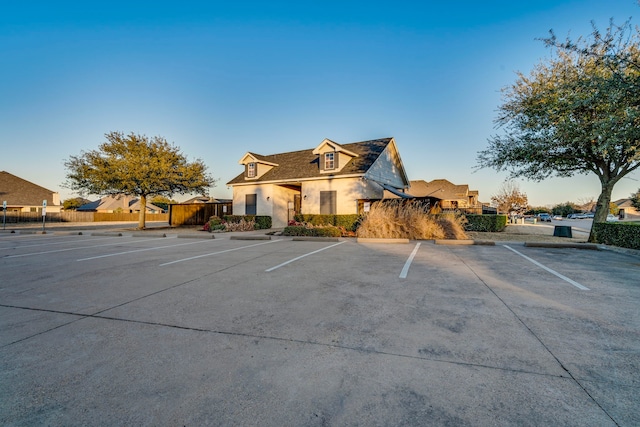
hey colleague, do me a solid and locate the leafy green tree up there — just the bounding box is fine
[62,197,90,210]
[631,190,640,211]
[64,132,215,229]
[477,21,640,242]
[551,202,577,217]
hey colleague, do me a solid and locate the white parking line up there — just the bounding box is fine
[0,236,117,251]
[5,238,163,258]
[77,239,215,261]
[159,240,281,266]
[266,241,345,272]
[503,245,590,290]
[399,242,421,279]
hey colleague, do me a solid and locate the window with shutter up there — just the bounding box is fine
[246,194,257,215]
[324,152,335,170]
[320,191,336,214]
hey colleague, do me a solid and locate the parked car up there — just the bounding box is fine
[537,213,552,222]
[606,214,619,222]
[552,215,563,220]
[569,213,587,219]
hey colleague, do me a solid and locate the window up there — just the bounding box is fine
[247,162,256,178]
[320,191,336,214]
[324,152,335,170]
[246,194,257,215]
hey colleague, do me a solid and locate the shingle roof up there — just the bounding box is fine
[0,171,58,206]
[400,179,472,201]
[78,195,164,212]
[227,138,393,185]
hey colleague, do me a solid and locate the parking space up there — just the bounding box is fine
[1,232,638,425]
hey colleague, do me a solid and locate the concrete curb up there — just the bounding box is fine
[524,242,599,250]
[597,244,640,257]
[230,235,271,240]
[177,234,215,239]
[132,233,167,238]
[356,238,410,244]
[434,239,496,246]
[91,232,123,237]
[292,237,341,242]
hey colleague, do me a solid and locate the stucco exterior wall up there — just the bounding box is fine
[231,183,300,228]
[301,177,382,215]
[364,144,407,188]
[232,184,272,217]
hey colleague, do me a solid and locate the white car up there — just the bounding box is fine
[606,214,619,222]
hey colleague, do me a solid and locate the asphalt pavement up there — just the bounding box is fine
[1,224,638,426]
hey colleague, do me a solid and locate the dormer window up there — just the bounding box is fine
[247,162,256,178]
[324,152,335,170]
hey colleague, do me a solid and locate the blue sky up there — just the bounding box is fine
[2,1,639,206]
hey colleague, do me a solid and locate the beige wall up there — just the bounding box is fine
[364,145,407,188]
[232,183,300,228]
[301,177,382,215]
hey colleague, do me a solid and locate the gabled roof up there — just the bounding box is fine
[239,152,279,167]
[227,138,394,185]
[0,171,59,206]
[312,138,359,157]
[401,179,473,201]
[78,195,163,212]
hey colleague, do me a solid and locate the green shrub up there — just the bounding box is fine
[464,214,507,232]
[293,214,360,231]
[282,225,342,237]
[254,216,272,229]
[593,222,640,249]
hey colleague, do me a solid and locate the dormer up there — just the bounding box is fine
[238,152,279,180]
[312,139,359,173]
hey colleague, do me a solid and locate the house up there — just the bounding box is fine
[0,171,61,213]
[78,195,165,213]
[227,137,410,227]
[613,198,640,220]
[180,196,232,204]
[385,179,485,211]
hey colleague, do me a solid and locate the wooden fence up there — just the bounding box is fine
[0,211,169,223]
[169,203,233,226]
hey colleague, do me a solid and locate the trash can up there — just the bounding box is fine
[553,225,572,238]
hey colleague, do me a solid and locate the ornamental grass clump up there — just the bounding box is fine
[356,200,467,240]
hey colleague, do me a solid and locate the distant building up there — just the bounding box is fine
[613,198,640,219]
[180,196,232,204]
[0,171,61,213]
[384,179,490,212]
[78,195,165,213]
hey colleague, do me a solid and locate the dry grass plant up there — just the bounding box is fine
[224,219,256,232]
[357,200,467,240]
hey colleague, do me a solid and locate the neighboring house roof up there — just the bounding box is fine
[0,171,60,206]
[78,195,164,212]
[399,179,474,201]
[614,198,636,209]
[227,138,406,186]
[181,196,232,204]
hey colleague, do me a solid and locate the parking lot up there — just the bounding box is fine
[1,229,639,426]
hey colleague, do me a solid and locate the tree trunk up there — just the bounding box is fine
[588,181,614,243]
[138,194,147,230]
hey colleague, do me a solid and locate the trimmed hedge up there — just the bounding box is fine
[223,215,272,230]
[593,222,640,249]
[464,214,508,232]
[282,226,342,237]
[293,214,360,231]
